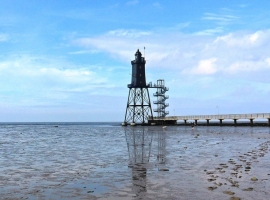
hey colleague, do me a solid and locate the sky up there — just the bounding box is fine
[1,0,270,122]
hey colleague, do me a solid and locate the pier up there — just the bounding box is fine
[149,113,270,126]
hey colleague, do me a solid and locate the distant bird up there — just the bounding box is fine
[163,126,167,129]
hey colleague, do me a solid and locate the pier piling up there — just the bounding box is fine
[250,119,254,127]
[219,119,223,126]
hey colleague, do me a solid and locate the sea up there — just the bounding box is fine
[0,122,270,200]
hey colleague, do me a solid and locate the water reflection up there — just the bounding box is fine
[125,127,153,199]
[157,129,166,170]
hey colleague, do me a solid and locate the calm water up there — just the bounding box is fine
[0,123,270,199]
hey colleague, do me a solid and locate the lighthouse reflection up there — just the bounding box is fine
[125,127,153,198]
[157,129,167,170]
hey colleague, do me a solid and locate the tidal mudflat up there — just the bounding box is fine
[0,123,269,199]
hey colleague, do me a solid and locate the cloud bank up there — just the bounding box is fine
[71,28,270,116]
[73,29,270,79]
[0,55,109,108]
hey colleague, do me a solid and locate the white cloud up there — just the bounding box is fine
[107,29,152,38]
[194,27,224,36]
[188,58,217,75]
[172,22,190,30]
[0,34,9,42]
[200,9,240,35]
[226,59,270,74]
[202,13,238,23]
[125,0,138,6]
[74,29,269,74]
[0,55,109,107]
[68,50,100,55]
[266,58,270,66]
[153,2,162,9]
[249,32,259,43]
[214,30,269,47]
[201,9,239,29]
[238,4,249,8]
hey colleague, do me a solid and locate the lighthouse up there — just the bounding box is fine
[123,49,153,125]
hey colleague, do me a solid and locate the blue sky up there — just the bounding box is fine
[1,0,270,122]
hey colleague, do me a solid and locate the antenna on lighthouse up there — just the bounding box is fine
[144,47,145,59]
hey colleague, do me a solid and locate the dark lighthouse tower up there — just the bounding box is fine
[123,49,153,125]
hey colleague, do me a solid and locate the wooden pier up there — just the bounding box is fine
[149,113,270,126]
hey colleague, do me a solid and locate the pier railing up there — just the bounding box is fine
[153,113,270,120]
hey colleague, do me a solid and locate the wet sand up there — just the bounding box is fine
[0,124,269,199]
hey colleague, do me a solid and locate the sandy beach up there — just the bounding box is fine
[0,124,269,199]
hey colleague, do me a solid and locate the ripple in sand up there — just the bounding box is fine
[214,182,222,186]
[228,159,236,164]
[219,164,228,168]
[242,187,253,191]
[223,190,235,195]
[230,197,241,200]
[235,164,242,167]
[251,177,258,181]
[207,186,217,191]
[159,168,169,171]
[220,163,226,166]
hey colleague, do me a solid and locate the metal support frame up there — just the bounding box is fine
[124,88,153,124]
